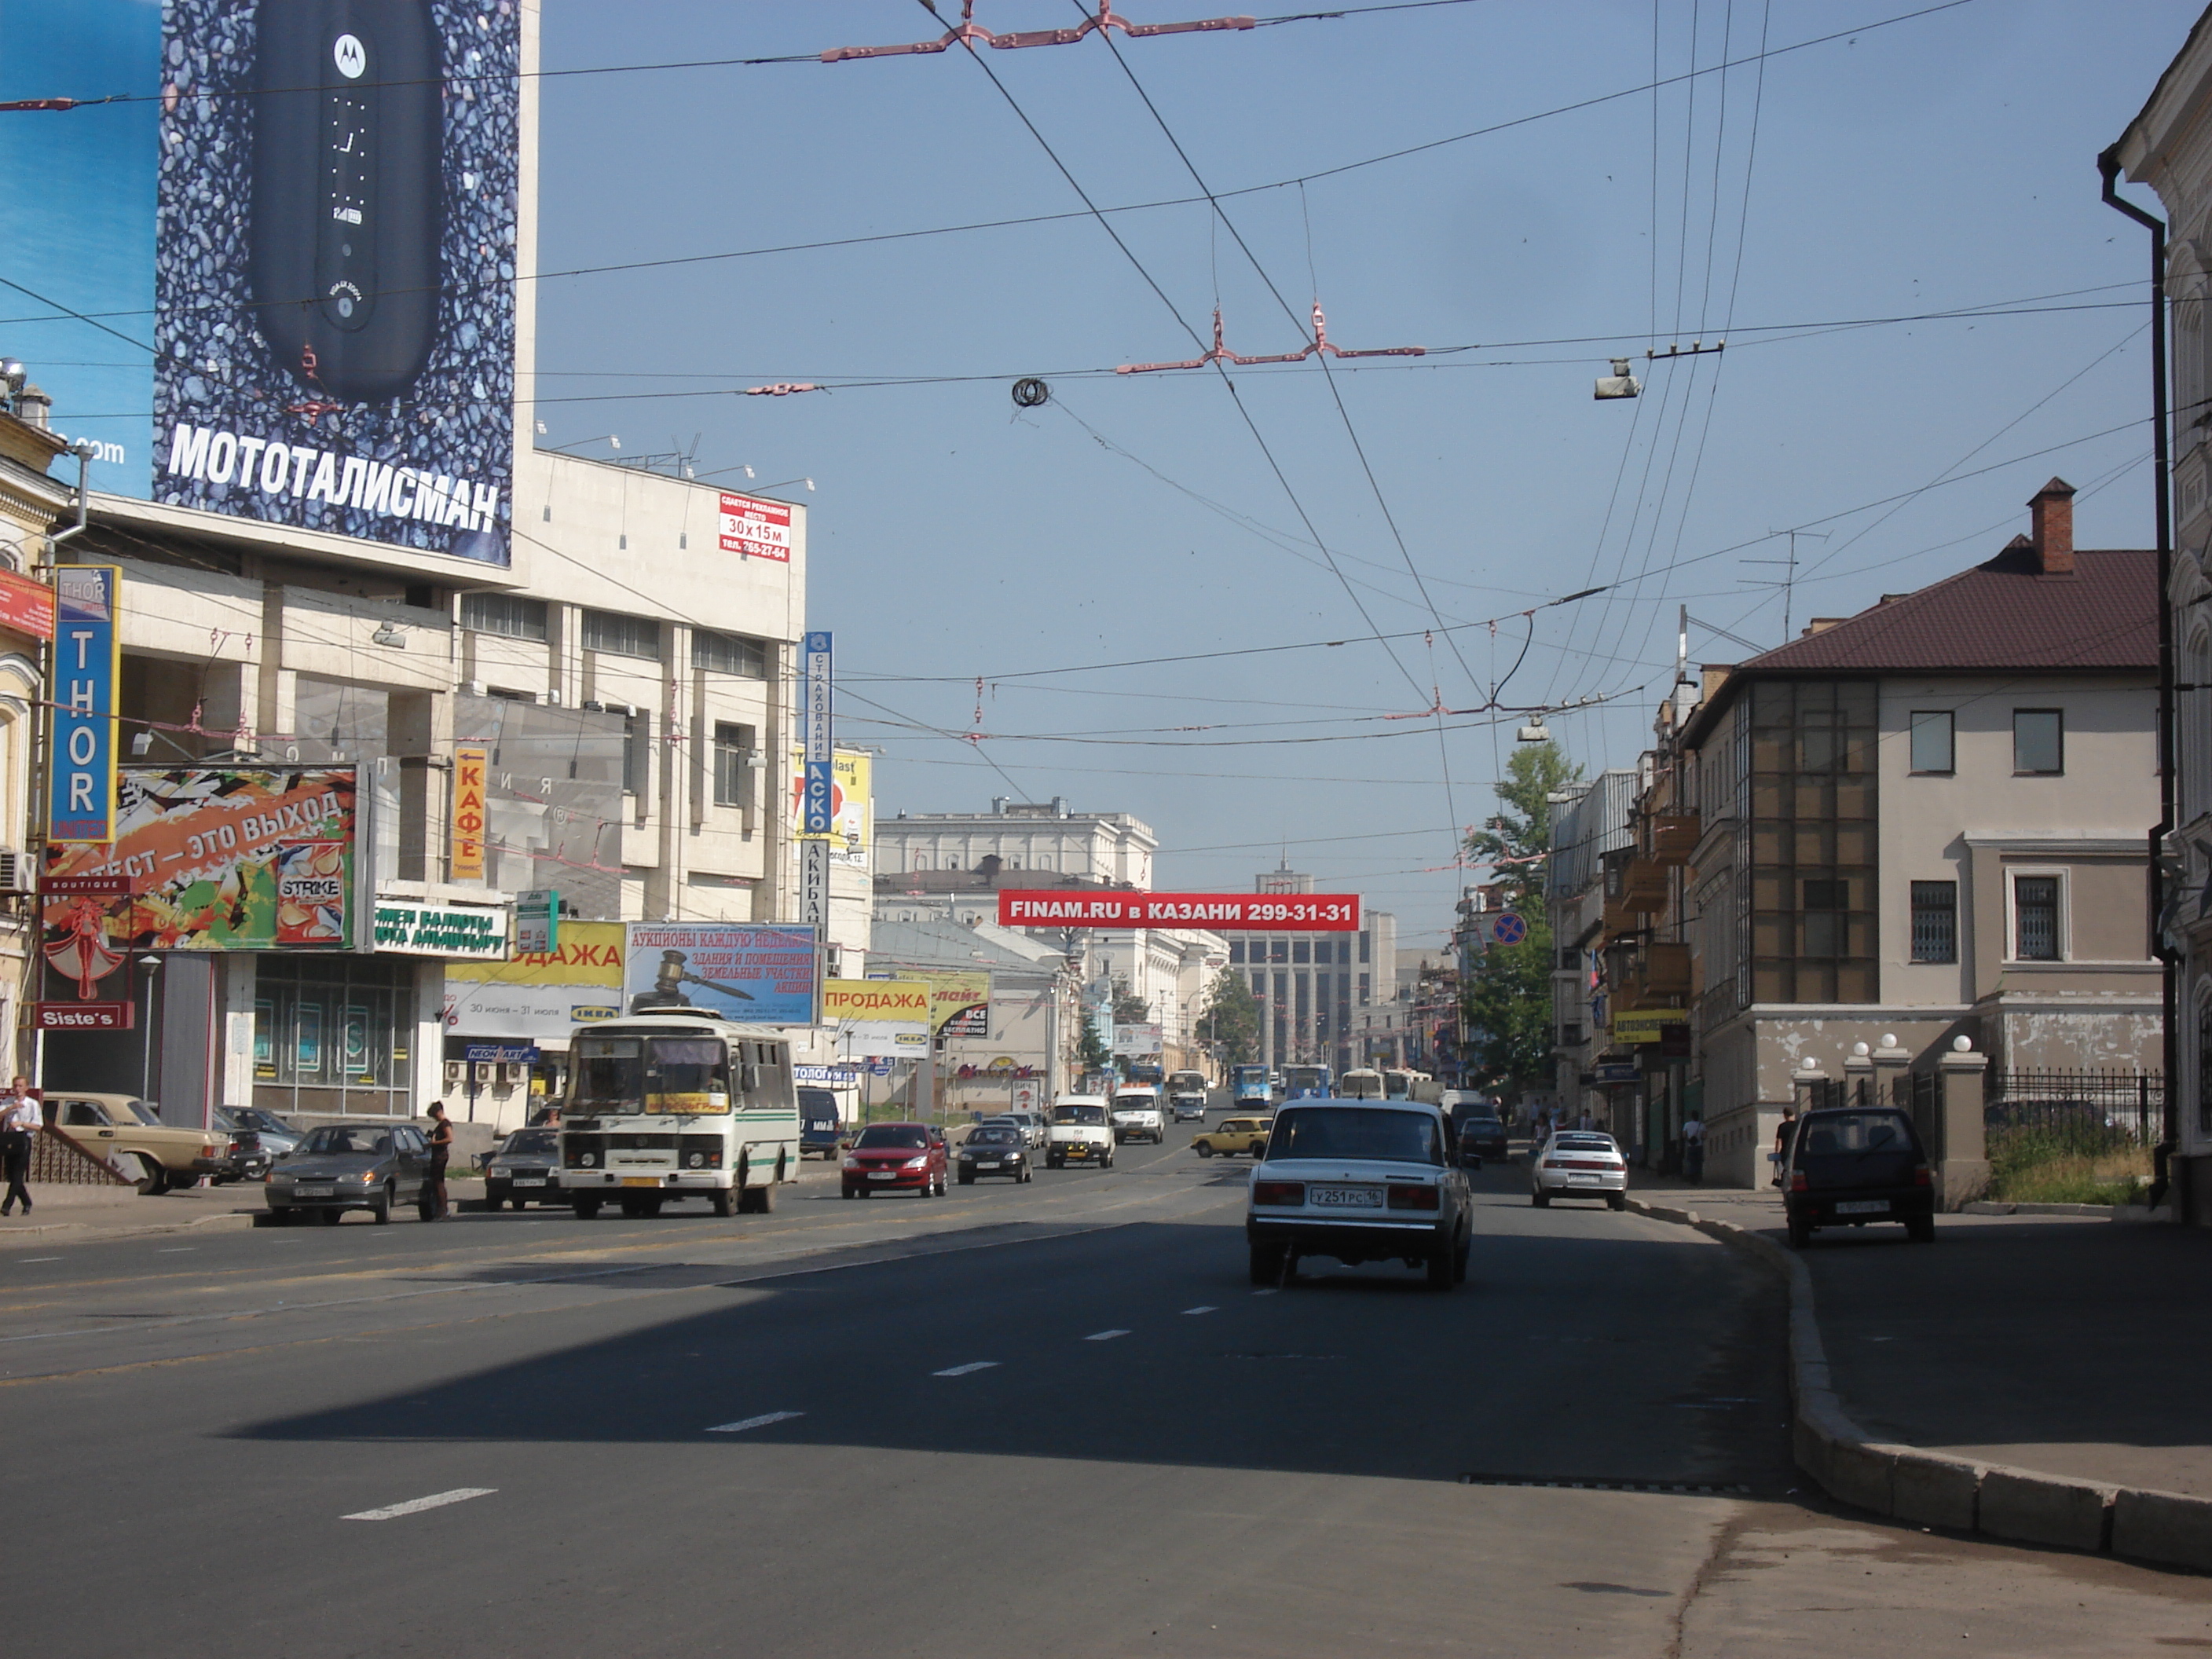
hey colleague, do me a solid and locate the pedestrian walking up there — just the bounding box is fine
[1771,1105,1799,1188]
[0,1078,39,1216]
[424,1101,453,1219]
[1682,1114,1705,1184]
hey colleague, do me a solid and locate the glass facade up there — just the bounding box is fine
[1749,679,1878,1003]
[253,955,418,1117]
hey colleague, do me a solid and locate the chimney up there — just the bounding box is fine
[2029,477,2075,575]
[13,383,51,429]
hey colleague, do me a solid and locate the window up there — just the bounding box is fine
[1909,710,1954,775]
[1802,877,1847,958]
[1269,939,1287,963]
[692,629,769,678]
[1910,881,1957,963]
[623,714,649,797]
[2014,875,2061,961]
[2013,709,2064,775]
[460,591,549,641]
[583,610,661,660]
[712,722,755,808]
[1229,941,1245,963]
[1292,940,1311,964]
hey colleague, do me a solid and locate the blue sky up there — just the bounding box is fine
[540,2,2190,944]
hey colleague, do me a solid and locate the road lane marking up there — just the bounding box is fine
[1181,1306,1217,1315]
[1251,1288,1278,1296]
[933,1361,1000,1376]
[1084,1328,1130,1341]
[17,1258,60,1264]
[342,1488,496,1521]
[156,1248,194,1254]
[707,1411,804,1434]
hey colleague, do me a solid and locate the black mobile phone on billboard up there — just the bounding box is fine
[250,0,441,404]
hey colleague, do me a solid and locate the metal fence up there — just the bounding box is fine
[1983,1069,2164,1152]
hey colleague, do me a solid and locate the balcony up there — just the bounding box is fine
[1639,940,1692,1000]
[1642,811,1701,867]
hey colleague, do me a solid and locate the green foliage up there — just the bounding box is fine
[1076,1014,1112,1076]
[1460,740,1581,1091]
[1988,1126,2152,1206]
[1111,977,1151,1024]
[1195,968,1261,1064]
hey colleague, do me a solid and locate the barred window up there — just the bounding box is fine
[584,610,661,660]
[693,629,769,679]
[460,591,548,642]
[2014,876,2061,961]
[1910,881,1957,963]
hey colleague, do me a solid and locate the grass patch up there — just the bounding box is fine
[1988,1126,2152,1206]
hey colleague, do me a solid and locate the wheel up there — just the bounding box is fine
[958,1169,975,1185]
[1196,1144,1214,1158]
[485,1185,508,1210]
[619,1196,645,1219]
[642,1196,664,1218]
[511,1197,527,1211]
[713,1184,738,1218]
[133,1154,166,1196]
[1019,1167,1032,1184]
[1531,1191,1550,1208]
[1453,1232,1470,1284]
[262,1207,292,1226]
[1425,1247,1456,1291]
[1047,1155,1062,1170]
[1606,1192,1628,1211]
[741,1181,776,1213]
[573,1198,602,1218]
[1103,1152,1115,1170]
[1249,1241,1287,1286]
[840,1186,856,1200]
[1251,1144,1268,1159]
[318,1208,342,1225]
[1787,1214,1813,1250]
[372,1186,392,1225]
[1906,1214,1936,1243]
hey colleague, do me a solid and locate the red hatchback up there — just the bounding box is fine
[841,1122,949,1198]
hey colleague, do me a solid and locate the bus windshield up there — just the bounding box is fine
[570,1035,733,1115]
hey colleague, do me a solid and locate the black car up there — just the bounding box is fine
[799,1088,844,1159]
[956,1124,1031,1185]
[1782,1105,1936,1247]
[1456,1115,1509,1166]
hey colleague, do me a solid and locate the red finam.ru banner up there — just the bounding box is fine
[997,892,1361,931]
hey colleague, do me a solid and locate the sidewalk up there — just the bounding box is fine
[1628,1170,2212,1497]
[0,1175,485,1246]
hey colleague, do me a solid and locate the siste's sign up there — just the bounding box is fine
[998,891,1361,932]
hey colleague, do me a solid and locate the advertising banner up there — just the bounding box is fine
[0,571,56,641]
[444,921,624,1045]
[373,898,508,959]
[1112,1023,1165,1057]
[822,978,929,1056]
[800,839,830,928]
[907,971,991,1038]
[718,492,793,562]
[788,747,871,866]
[624,923,819,1025]
[1610,1009,1687,1046]
[802,631,832,833]
[49,567,121,844]
[2,2,522,562]
[514,889,558,956]
[998,891,1361,931]
[43,770,357,976]
[451,744,488,881]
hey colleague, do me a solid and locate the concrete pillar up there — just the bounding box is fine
[1844,1043,1875,1108]
[1936,1035,1990,1210]
[1870,1032,1911,1111]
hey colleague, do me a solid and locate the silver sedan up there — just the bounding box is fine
[1529,1131,1628,1210]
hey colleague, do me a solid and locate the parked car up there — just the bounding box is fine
[1456,1114,1509,1166]
[209,1108,273,1183]
[1192,1115,1273,1159]
[224,1104,303,1159]
[1245,1100,1471,1290]
[263,1121,436,1224]
[1110,1086,1166,1144]
[841,1122,949,1198]
[483,1126,562,1209]
[957,1123,1031,1185]
[1782,1105,1936,1247]
[799,1088,844,1159]
[1046,1097,1115,1169]
[48,1093,236,1194]
[1529,1130,1628,1208]
[997,1111,1046,1149]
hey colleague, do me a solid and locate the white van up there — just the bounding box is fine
[1111,1086,1166,1144]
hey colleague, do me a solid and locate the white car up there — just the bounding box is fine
[1245,1098,1471,1290]
[1046,1096,1116,1169]
[1530,1130,1628,1209]
[1110,1086,1166,1144]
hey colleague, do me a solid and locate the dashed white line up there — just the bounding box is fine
[1251,1288,1279,1297]
[156,1247,195,1254]
[16,1257,60,1263]
[1084,1328,1130,1342]
[1181,1306,1218,1315]
[706,1411,804,1434]
[933,1361,1001,1377]
[342,1488,496,1522]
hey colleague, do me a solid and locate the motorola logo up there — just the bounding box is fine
[332,32,366,79]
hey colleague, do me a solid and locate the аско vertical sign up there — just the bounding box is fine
[802,632,833,834]
[49,568,121,844]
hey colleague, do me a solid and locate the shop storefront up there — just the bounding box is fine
[251,954,419,1117]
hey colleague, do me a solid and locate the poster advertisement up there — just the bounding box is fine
[788,748,871,867]
[1113,1023,1165,1057]
[822,978,928,1056]
[910,971,990,1038]
[42,772,357,1013]
[624,923,819,1026]
[445,921,624,1045]
[718,492,793,562]
[0,2,521,563]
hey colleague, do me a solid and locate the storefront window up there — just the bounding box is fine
[253,956,416,1116]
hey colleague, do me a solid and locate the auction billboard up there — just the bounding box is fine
[0,2,521,565]
[624,923,819,1026]
[445,921,624,1046]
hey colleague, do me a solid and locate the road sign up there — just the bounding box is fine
[1489,912,1528,947]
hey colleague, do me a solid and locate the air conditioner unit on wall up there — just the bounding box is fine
[498,1064,527,1088]
[443,1061,463,1087]
[0,851,29,894]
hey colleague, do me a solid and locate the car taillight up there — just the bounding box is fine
[1253,1181,1305,1206]
[1914,1164,1932,1186]
[1541,1159,1562,1169]
[1789,1170,1808,1192]
[1387,1184,1441,1210]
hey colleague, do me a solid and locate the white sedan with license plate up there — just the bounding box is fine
[1530,1131,1628,1209]
[1244,1099,1472,1291]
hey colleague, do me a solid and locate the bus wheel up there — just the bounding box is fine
[573,1199,602,1219]
[712,1185,738,1218]
[742,1182,775,1214]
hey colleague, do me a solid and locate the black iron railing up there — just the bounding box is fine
[1983,1069,2163,1151]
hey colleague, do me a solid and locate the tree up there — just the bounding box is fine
[1111,978,1151,1024]
[1194,967,1261,1064]
[1461,741,1582,1093]
[1077,1011,1112,1078]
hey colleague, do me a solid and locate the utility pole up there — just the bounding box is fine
[1741,528,1829,643]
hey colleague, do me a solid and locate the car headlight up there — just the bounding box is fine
[350,1172,379,1183]
[902,1155,928,1170]
[687,1151,705,1168]
[843,1156,861,1170]
[579,1152,598,1167]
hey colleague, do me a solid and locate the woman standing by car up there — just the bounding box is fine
[424,1102,454,1219]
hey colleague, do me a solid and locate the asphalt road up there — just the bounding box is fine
[6,1113,2212,1657]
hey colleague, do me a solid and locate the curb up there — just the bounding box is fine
[0,1207,260,1248]
[1626,1195,2212,1573]
[1961,1199,2174,1222]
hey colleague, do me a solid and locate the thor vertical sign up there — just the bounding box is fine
[452,745,488,881]
[49,567,121,844]
[802,632,833,834]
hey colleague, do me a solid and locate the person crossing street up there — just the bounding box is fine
[0,1078,40,1217]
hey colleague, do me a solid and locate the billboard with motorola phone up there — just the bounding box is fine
[0,2,520,565]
